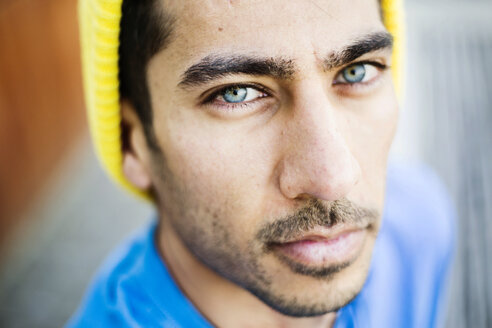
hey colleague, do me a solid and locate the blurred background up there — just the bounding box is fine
[0,0,490,327]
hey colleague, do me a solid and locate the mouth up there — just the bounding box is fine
[269,225,369,272]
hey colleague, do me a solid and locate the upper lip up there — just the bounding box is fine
[271,223,368,244]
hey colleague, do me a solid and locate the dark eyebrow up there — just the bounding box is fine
[178,55,295,88]
[178,31,393,88]
[323,31,393,70]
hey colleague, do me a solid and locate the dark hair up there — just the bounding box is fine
[119,0,173,147]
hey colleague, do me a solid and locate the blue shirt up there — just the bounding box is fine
[68,163,456,328]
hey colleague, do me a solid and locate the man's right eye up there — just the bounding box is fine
[201,84,271,114]
[198,83,275,117]
[216,85,268,104]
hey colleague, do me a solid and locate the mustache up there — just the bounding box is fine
[256,198,380,244]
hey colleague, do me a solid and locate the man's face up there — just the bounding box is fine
[143,0,398,317]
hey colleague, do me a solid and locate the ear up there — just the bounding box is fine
[120,100,153,191]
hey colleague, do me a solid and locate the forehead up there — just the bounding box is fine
[160,0,384,62]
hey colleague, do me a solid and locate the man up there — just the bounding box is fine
[70,0,455,327]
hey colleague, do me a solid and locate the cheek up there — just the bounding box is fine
[347,88,399,204]
[154,118,278,241]
[168,130,259,197]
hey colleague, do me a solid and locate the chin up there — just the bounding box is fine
[243,232,376,318]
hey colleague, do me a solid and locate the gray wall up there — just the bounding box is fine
[398,1,492,326]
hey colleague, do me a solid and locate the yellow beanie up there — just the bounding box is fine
[79,0,405,200]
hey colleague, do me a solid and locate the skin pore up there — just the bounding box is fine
[121,0,398,327]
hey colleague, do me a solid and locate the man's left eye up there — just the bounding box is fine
[334,63,382,85]
[217,86,266,104]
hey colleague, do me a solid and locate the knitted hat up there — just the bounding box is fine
[78,0,405,200]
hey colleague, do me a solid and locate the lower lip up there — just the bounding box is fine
[272,229,367,267]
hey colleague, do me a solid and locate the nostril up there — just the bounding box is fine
[293,193,313,201]
[279,174,298,199]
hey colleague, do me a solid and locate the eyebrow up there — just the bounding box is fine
[178,31,393,88]
[323,31,393,70]
[178,55,295,88]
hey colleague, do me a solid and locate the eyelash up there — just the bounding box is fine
[201,61,388,110]
[202,83,271,111]
[334,61,388,85]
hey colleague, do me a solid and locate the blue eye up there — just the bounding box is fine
[214,85,267,104]
[342,64,366,83]
[222,86,248,103]
[333,62,385,86]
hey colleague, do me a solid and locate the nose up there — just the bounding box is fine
[278,86,361,201]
